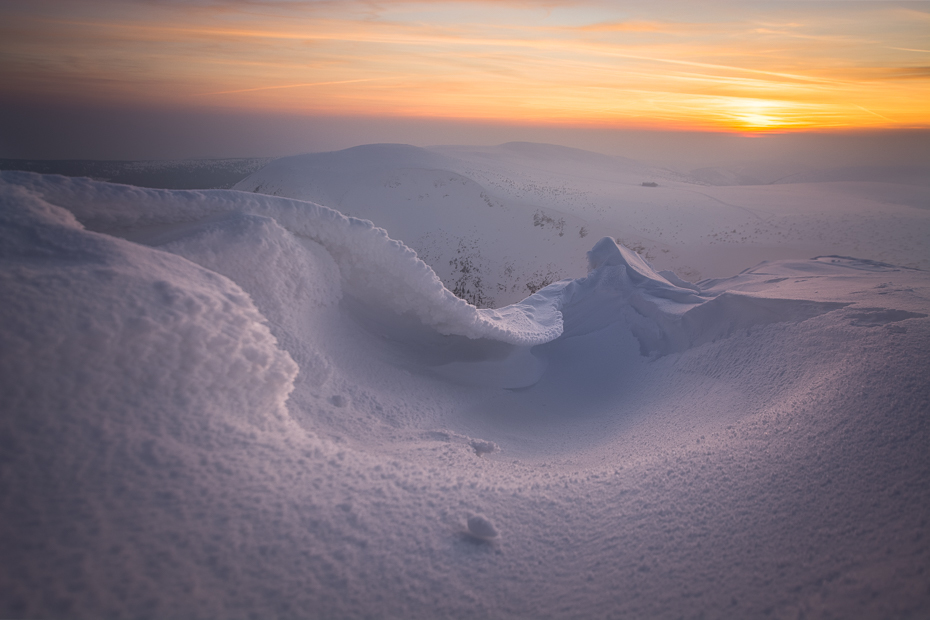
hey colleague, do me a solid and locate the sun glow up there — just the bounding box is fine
[723,99,797,132]
[1,0,928,132]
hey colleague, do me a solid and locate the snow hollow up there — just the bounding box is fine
[2,143,929,619]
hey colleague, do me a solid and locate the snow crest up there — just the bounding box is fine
[0,180,299,435]
[1,171,562,345]
[1,173,853,361]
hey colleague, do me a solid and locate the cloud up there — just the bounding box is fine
[570,20,666,33]
[1,0,927,131]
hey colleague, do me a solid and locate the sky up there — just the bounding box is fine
[0,0,928,161]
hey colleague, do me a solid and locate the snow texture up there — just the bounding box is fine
[1,147,930,620]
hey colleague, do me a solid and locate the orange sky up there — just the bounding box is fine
[1,0,928,133]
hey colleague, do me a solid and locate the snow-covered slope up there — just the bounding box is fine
[2,169,929,619]
[772,164,930,187]
[236,143,930,306]
[234,143,589,307]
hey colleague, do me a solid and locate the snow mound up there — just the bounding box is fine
[0,181,299,434]
[586,236,702,302]
[466,514,499,541]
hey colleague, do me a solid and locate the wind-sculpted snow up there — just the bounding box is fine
[1,171,563,345]
[2,170,930,619]
[0,182,299,434]
[0,171,860,359]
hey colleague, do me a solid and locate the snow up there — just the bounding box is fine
[2,170,560,346]
[234,143,930,308]
[2,143,930,619]
[466,514,499,541]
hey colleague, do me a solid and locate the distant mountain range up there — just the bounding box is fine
[0,157,273,190]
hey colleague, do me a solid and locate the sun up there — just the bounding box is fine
[737,112,779,129]
[726,99,794,132]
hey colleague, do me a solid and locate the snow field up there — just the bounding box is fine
[237,143,930,305]
[1,155,929,619]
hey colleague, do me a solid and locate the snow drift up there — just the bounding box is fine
[2,168,929,619]
[3,171,563,346]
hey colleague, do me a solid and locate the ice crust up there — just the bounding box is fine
[2,166,929,619]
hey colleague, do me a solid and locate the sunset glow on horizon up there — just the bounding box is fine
[1,0,928,134]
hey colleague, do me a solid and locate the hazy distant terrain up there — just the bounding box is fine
[236,142,930,306]
[0,157,273,190]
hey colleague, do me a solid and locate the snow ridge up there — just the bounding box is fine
[1,171,563,345]
[2,171,847,358]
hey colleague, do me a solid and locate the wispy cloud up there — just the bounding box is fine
[1,0,927,130]
[198,77,394,96]
[889,47,930,54]
[570,20,666,33]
